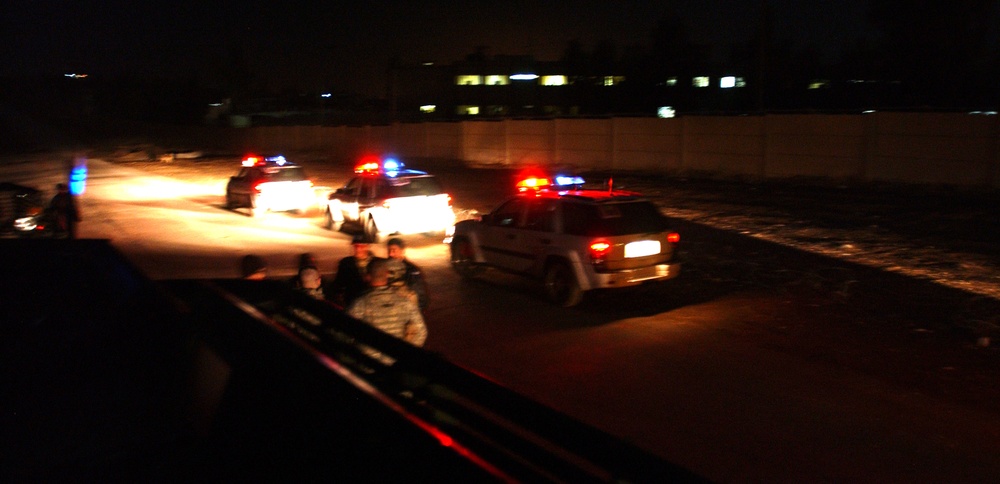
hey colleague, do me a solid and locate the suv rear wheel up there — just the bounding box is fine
[249,195,264,217]
[324,208,342,231]
[364,216,380,243]
[450,237,482,279]
[544,261,583,307]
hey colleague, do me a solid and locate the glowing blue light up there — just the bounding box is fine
[554,175,585,186]
[382,158,402,171]
[266,155,287,166]
[70,165,87,195]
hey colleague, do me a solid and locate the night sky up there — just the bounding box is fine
[1,1,886,97]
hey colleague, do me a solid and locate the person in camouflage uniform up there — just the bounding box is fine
[386,237,430,312]
[347,258,427,359]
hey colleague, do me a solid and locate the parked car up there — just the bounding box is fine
[325,157,455,242]
[225,155,316,217]
[0,182,51,238]
[449,175,681,307]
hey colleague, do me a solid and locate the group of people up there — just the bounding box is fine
[239,234,429,352]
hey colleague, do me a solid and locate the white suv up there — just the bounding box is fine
[225,155,316,217]
[325,158,455,242]
[449,177,681,307]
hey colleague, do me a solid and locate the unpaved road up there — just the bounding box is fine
[6,150,1000,482]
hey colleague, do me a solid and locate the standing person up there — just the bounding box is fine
[48,183,80,239]
[347,258,427,362]
[385,237,430,312]
[329,234,381,308]
[291,252,326,298]
[295,266,326,300]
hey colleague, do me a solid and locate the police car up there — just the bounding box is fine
[449,174,681,307]
[225,155,316,217]
[0,182,47,237]
[325,157,456,242]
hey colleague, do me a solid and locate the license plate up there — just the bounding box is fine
[624,240,660,258]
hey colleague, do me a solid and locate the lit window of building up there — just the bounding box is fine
[602,76,625,86]
[457,105,480,115]
[485,75,509,85]
[720,76,736,88]
[666,77,678,86]
[456,75,483,85]
[693,76,710,88]
[419,105,436,113]
[541,75,567,86]
[510,73,539,81]
[657,106,676,118]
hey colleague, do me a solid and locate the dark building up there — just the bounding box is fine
[389,54,753,121]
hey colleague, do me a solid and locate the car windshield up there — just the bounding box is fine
[562,200,668,236]
[264,166,307,182]
[385,176,444,197]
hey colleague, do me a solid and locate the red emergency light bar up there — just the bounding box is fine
[354,156,404,174]
[515,174,585,192]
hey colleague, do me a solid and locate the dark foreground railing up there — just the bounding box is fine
[1,239,704,482]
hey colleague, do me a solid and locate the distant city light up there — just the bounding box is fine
[420,104,436,113]
[321,93,332,98]
[209,103,223,107]
[720,76,736,89]
[510,73,539,81]
[456,75,483,85]
[692,76,710,88]
[665,77,678,86]
[541,75,567,86]
[657,106,676,118]
[485,75,510,85]
[64,73,88,79]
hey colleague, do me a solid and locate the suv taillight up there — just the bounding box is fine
[589,240,612,264]
[667,232,680,243]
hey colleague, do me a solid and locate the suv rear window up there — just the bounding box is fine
[562,200,668,236]
[384,176,444,197]
[264,166,308,182]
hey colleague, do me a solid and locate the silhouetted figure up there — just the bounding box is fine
[48,183,80,238]
[329,234,382,308]
[386,237,430,311]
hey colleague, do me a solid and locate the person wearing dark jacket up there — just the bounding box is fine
[290,252,327,300]
[329,234,382,308]
[48,183,80,238]
[386,237,430,312]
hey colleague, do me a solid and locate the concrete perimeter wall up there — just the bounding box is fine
[178,113,1000,189]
